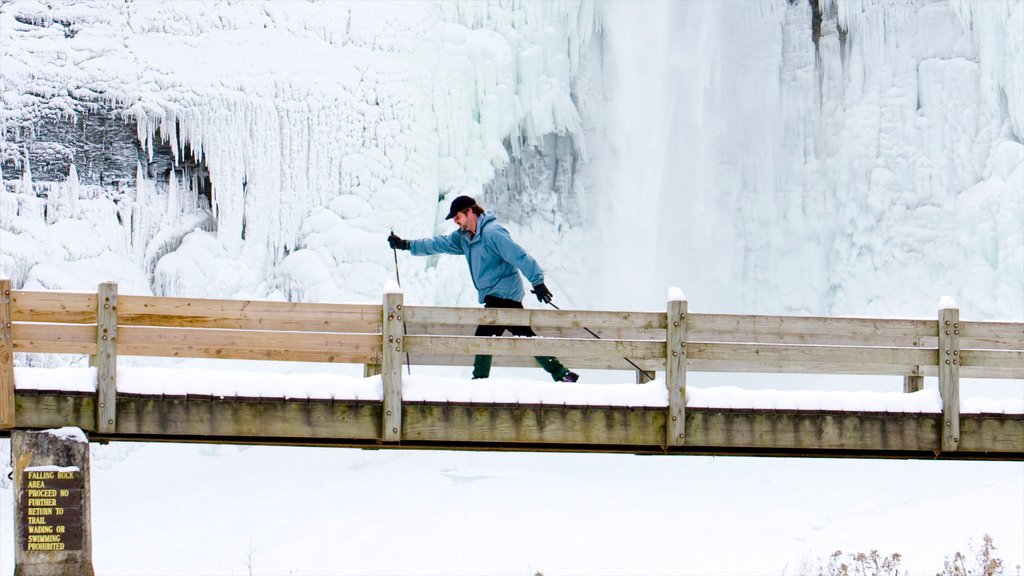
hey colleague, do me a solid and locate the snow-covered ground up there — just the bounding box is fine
[5,440,1021,576]
[1,0,1022,573]
[2,365,1021,574]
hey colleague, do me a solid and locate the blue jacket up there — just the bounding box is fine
[409,212,544,303]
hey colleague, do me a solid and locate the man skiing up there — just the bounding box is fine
[387,195,580,383]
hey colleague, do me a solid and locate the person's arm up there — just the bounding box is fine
[488,225,544,287]
[388,230,464,256]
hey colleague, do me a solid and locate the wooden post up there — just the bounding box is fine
[938,307,960,452]
[666,297,687,447]
[636,369,654,384]
[381,290,404,442]
[12,428,95,576]
[1,279,14,429]
[904,334,924,393]
[364,316,385,378]
[903,375,923,393]
[96,282,117,434]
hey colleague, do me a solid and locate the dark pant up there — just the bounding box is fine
[472,295,569,381]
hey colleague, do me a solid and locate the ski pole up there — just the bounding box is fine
[540,299,657,381]
[390,230,411,375]
[391,230,401,286]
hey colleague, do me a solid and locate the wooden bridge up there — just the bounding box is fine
[1,279,1022,460]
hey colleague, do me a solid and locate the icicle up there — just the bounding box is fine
[131,162,170,266]
[950,0,1023,140]
[166,167,179,220]
[19,148,32,197]
[66,163,79,217]
[0,164,10,229]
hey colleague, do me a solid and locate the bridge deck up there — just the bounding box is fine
[2,282,1021,460]
[8,390,1022,459]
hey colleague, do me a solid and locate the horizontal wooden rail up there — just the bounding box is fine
[405,335,1024,378]
[688,342,937,374]
[10,291,383,332]
[402,353,1019,378]
[687,314,935,347]
[10,291,96,323]
[118,295,382,333]
[404,335,665,361]
[406,321,666,342]
[117,327,380,363]
[959,321,1024,350]
[960,350,1024,376]
[407,352,664,371]
[405,306,667,330]
[688,315,1016,350]
[409,310,1023,350]
[13,323,97,355]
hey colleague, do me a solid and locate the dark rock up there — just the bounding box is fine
[2,103,140,187]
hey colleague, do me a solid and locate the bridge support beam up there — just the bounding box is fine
[666,296,687,447]
[1,279,14,429]
[11,428,94,576]
[903,375,923,393]
[381,290,404,442]
[95,282,118,434]
[939,306,960,452]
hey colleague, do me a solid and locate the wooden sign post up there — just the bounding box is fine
[11,428,94,576]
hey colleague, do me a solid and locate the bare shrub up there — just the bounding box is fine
[791,535,1015,576]
[815,549,904,576]
[937,534,1004,576]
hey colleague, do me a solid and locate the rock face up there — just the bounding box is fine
[2,101,210,198]
[0,94,216,296]
[2,104,140,188]
[484,134,582,233]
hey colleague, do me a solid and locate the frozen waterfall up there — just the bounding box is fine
[596,0,1022,319]
[0,0,1020,323]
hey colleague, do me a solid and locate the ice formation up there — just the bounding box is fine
[596,0,1022,319]
[0,0,1020,323]
[2,1,601,303]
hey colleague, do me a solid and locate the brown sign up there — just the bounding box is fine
[19,469,84,551]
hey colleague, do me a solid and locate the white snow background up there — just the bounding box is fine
[1,0,1023,574]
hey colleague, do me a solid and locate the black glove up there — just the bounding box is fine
[532,283,553,304]
[388,232,410,251]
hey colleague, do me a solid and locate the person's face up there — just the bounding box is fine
[454,208,477,234]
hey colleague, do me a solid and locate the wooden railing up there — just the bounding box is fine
[1,280,1022,452]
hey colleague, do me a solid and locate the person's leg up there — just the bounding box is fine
[475,296,576,381]
[472,296,512,379]
[472,322,503,379]
[506,321,574,382]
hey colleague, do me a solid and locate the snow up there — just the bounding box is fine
[22,465,80,473]
[41,427,88,444]
[12,366,1023,415]
[667,286,686,302]
[1,0,1023,573]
